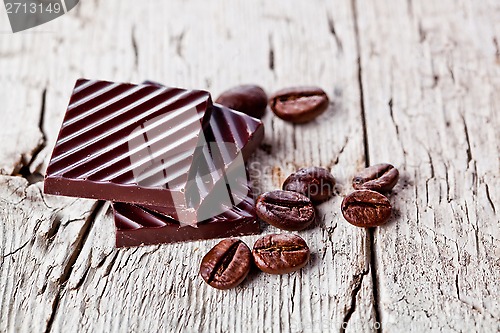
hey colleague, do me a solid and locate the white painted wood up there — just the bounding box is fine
[0,176,98,332]
[0,0,498,332]
[42,1,373,332]
[0,81,44,175]
[354,0,500,331]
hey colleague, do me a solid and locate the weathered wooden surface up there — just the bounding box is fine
[0,0,498,332]
[0,176,99,332]
[355,0,500,331]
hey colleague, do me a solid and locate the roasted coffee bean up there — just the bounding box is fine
[283,167,335,202]
[199,238,252,290]
[252,233,310,274]
[269,86,329,123]
[215,85,268,118]
[256,190,315,231]
[341,190,392,227]
[352,163,399,192]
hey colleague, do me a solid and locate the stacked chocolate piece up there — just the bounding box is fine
[44,79,264,247]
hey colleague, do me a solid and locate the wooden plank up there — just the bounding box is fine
[0,16,64,175]
[0,176,99,332]
[354,0,500,331]
[0,0,497,331]
[0,81,44,175]
[36,0,375,332]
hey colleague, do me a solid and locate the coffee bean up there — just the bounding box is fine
[341,190,392,227]
[215,85,268,118]
[269,86,329,123]
[256,190,315,231]
[352,163,399,192]
[199,238,252,290]
[283,167,335,202]
[252,233,310,274]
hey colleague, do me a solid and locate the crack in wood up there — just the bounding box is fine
[137,245,162,263]
[444,165,452,203]
[102,251,120,277]
[493,37,500,60]
[71,264,91,291]
[484,183,496,214]
[2,238,31,259]
[351,0,369,168]
[44,200,104,333]
[268,33,275,72]
[418,21,427,43]
[388,71,407,165]
[460,115,473,165]
[62,202,105,285]
[326,11,343,52]
[327,136,349,169]
[425,149,435,179]
[17,87,47,183]
[340,269,369,332]
[36,186,53,210]
[447,63,456,84]
[351,0,381,331]
[174,30,185,58]
[45,217,62,247]
[131,26,139,68]
[204,78,212,89]
[388,99,398,137]
[414,172,422,225]
[44,289,62,333]
[319,219,338,260]
[369,229,382,331]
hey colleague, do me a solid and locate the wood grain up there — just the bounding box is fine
[0,0,498,332]
[0,176,99,332]
[355,0,500,331]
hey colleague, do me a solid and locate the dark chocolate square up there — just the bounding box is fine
[44,79,213,208]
